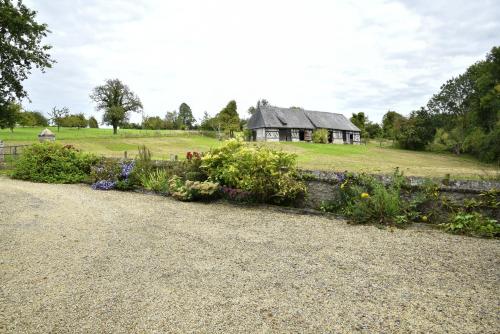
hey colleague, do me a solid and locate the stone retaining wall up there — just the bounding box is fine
[300,169,500,209]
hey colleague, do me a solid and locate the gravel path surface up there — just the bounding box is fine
[0,177,499,333]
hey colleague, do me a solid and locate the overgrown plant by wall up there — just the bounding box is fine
[320,169,499,237]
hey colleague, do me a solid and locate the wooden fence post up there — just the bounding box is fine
[124,151,128,159]
[0,140,4,163]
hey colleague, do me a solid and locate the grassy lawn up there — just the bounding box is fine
[1,127,498,179]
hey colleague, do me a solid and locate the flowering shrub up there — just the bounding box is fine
[121,160,135,178]
[202,139,306,204]
[169,175,219,201]
[91,159,121,183]
[186,151,201,161]
[90,159,135,191]
[91,180,117,190]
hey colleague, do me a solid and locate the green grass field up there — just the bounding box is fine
[1,127,498,179]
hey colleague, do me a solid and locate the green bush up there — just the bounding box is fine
[312,128,328,143]
[461,124,499,163]
[12,142,97,183]
[321,170,410,225]
[140,169,170,194]
[201,139,306,204]
[350,182,404,225]
[441,212,499,238]
[129,145,153,185]
[169,175,219,201]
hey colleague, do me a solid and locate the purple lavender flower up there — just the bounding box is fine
[120,161,135,179]
[92,180,117,190]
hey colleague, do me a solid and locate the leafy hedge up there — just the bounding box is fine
[12,143,98,183]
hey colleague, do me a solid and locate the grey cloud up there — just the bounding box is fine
[20,0,500,124]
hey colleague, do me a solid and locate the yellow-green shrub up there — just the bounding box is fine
[312,129,328,143]
[201,139,306,204]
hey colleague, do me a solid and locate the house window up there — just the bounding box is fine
[333,131,342,139]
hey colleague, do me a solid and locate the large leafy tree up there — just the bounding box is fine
[143,115,164,130]
[217,100,240,137]
[473,46,500,131]
[426,72,474,132]
[200,111,216,131]
[365,122,382,139]
[397,108,436,150]
[90,79,143,134]
[0,0,54,107]
[164,110,179,129]
[0,102,20,131]
[88,116,99,128]
[382,110,406,141]
[178,102,195,129]
[350,112,368,138]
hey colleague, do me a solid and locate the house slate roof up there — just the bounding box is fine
[247,106,360,131]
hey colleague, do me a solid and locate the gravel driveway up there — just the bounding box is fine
[0,177,499,333]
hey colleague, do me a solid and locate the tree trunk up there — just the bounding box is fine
[113,125,118,135]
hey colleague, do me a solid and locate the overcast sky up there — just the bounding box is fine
[23,0,499,123]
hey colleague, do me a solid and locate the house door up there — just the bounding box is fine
[328,130,333,143]
[342,131,347,143]
[279,129,291,141]
[252,130,257,141]
[299,130,305,141]
[349,133,353,144]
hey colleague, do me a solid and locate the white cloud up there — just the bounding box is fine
[23,0,500,123]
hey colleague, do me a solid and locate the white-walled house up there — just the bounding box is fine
[247,106,361,144]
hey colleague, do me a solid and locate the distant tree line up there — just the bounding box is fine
[0,103,100,132]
